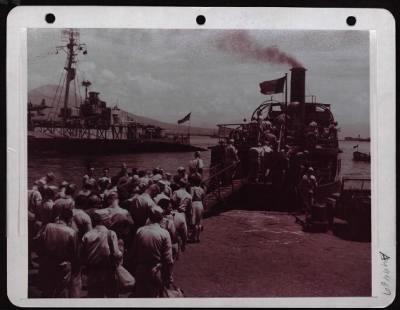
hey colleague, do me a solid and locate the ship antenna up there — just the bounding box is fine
[56,29,88,122]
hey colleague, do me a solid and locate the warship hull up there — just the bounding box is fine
[28,136,205,155]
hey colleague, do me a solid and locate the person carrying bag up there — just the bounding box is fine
[107,231,136,293]
[160,282,185,298]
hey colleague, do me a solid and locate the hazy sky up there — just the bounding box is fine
[28,28,370,137]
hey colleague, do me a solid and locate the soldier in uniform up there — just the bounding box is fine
[224,139,239,184]
[55,180,69,199]
[171,179,192,234]
[170,203,188,260]
[37,172,56,187]
[188,151,204,175]
[104,191,134,248]
[100,167,112,184]
[132,206,174,297]
[37,187,56,227]
[190,175,205,243]
[157,197,178,259]
[299,166,318,216]
[175,166,189,184]
[37,207,79,298]
[81,211,123,298]
[125,184,159,275]
[53,184,76,220]
[131,184,159,231]
[117,163,128,180]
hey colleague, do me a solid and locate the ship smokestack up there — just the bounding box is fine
[290,67,306,104]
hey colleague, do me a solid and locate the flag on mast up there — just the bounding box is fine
[177,112,191,124]
[259,76,286,95]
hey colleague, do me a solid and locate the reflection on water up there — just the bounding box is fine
[28,137,370,186]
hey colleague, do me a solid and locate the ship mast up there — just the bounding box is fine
[56,29,87,122]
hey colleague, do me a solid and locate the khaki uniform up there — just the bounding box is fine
[190,186,205,226]
[189,158,204,174]
[132,193,157,229]
[172,189,192,214]
[133,223,174,297]
[224,144,239,183]
[190,186,205,242]
[106,206,134,246]
[160,214,178,259]
[81,225,122,297]
[67,208,93,298]
[72,208,92,240]
[37,199,54,225]
[248,147,265,182]
[28,189,43,266]
[172,188,192,229]
[125,193,157,275]
[171,211,188,259]
[28,189,42,216]
[53,196,75,219]
[37,220,79,298]
[299,173,318,212]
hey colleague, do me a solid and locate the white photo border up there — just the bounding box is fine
[6,6,396,308]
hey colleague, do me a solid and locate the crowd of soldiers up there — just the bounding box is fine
[28,151,206,298]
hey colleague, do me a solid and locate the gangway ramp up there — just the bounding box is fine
[203,163,248,216]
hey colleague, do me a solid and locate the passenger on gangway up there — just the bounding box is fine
[188,151,204,175]
[298,166,318,217]
[224,139,239,184]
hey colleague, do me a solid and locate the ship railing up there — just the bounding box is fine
[202,161,240,206]
[216,123,245,141]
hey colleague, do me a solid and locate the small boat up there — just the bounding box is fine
[353,151,370,162]
[331,176,371,240]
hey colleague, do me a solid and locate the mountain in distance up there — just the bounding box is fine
[28,85,217,136]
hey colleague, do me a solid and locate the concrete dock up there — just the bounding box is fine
[29,210,371,298]
[173,210,371,297]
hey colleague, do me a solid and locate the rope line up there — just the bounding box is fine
[47,60,67,121]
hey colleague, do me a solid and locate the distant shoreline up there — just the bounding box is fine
[338,139,370,142]
[342,137,370,142]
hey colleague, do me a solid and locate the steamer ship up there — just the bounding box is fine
[206,67,370,239]
[211,67,342,195]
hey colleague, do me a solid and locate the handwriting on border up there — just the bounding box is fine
[379,251,391,296]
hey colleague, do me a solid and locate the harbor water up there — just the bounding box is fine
[28,138,370,187]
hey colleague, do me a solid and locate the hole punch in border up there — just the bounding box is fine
[196,15,206,26]
[45,13,56,24]
[346,16,356,26]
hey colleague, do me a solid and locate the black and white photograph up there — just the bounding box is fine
[24,26,376,299]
